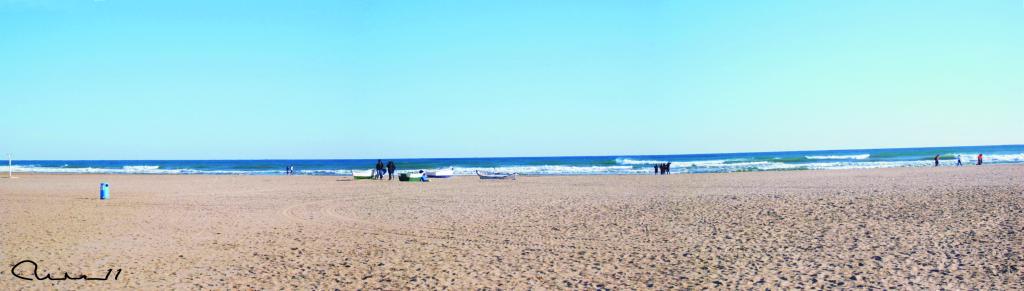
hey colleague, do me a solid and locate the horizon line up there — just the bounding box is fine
[8,143,1022,161]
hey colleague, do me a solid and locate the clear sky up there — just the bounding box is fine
[2,1,1022,160]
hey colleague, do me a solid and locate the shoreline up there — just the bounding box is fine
[4,162,1021,177]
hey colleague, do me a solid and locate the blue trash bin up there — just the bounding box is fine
[100,183,110,200]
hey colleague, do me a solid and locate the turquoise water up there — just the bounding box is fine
[5,145,1022,175]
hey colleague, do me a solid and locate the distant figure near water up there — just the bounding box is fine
[375,160,385,180]
[956,155,963,166]
[386,161,396,180]
[934,155,940,167]
[657,163,671,175]
[977,154,983,165]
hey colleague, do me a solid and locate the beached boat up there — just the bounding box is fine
[476,171,517,180]
[351,169,374,179]
[425,168,455,178]
[399,172,424,182]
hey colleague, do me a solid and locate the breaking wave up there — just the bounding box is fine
[614,158,668,165]
[805,154,870,160]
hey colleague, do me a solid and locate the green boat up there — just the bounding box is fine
[399,173,424,182]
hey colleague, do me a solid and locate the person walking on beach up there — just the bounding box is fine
[977,154,983,165]
[956,155,963,166]
[386,161,396,180]
[934,154,940,167]
[375,160,385,180]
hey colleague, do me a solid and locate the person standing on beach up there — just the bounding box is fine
[386,161,396,180]
[665,162,671,174]
[956,155,963,166]
[375,160,385,180]
[977,154,983,165]
[654,164,659,175]
[934,154,940,167]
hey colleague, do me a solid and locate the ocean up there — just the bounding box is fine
[4,145,1023,176]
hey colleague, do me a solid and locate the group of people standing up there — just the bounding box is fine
[654,162,672,175]
[934,154,983,167]
[375,160,397,180]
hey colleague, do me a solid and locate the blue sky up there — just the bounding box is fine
[2,1,1022,159]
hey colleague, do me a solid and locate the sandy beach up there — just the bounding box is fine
[1,165,1022,289]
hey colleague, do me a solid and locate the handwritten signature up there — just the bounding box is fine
[10,260,122,281]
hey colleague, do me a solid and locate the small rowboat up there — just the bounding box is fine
[399,173,424,182]
[425,168,455,178]
[351,169,374,179]
[476,171,517,180]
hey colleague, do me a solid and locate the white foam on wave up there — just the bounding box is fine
[615,158,668,165]
[619,158,788,173]
[802,160,930,170]
[949,153,1024,163]
[298,169,364,176]
[678,160,804,172]
[0,165,267,175]
[805,154,870,160]
[987,153,1024,162]
[675,159,938,172]
[123,165,160,171]
[673,159,739,167]
[450,165,643,175]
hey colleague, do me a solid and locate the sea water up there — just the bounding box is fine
[3,145,1022,176]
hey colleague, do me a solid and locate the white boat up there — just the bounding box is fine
[425,168,455,178]
[399,172,424,182]
[476,171,517,180]
[351,169,374,179]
